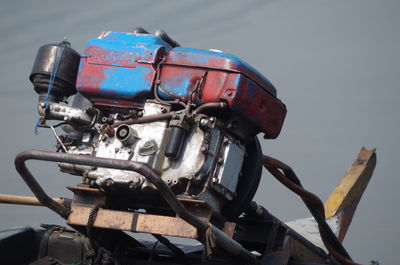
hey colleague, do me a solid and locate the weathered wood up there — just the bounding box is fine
[67,205,202,239]
[324,147,376,242]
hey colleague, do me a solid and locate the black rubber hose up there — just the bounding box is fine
[132,27,149,34]
[154,29,180,47]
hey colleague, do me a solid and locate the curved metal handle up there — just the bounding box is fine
[15,149,204,227]
[14,149,260,264]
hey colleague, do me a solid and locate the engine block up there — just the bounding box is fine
[29,29,286,217]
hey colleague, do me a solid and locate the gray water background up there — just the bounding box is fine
[0,0,399,263]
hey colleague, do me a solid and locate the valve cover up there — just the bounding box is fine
[76,31,286,138]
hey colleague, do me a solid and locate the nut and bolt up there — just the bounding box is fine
[129,177,141,189]
[200,144,208,153]
[101,134,108,141]
[132,176,141,184]
[118,128,129,138]
[225,90,234,97]
[105,179,114,187]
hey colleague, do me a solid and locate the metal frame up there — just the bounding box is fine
[14,149,260,265]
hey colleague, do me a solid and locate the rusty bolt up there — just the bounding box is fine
[225,90,233,97]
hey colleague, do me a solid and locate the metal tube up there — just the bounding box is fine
[14,149,260,264]
[0,193,67,207]
[192,101,227,115]
[111,113,173,128]
[263,155,358,265]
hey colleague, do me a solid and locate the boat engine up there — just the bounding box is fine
[30,29,286,219]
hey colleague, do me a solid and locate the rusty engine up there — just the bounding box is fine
[30,28,286,219]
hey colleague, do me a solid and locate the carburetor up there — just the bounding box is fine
[30,29,286,218]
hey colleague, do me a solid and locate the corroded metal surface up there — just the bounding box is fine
[14,149,260,264]
[76,31,286,138]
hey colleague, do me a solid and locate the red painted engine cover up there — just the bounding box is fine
[76,32,287,138]
[159,48,287,138]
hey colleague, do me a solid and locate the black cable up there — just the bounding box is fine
[147,240,160,265]
[151,234,184,256]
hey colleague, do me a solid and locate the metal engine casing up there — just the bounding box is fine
[60,100,246,212]
[31,30,285,216]
[76,31,286,138]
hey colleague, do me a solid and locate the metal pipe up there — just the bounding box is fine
[262,155,358,265]
[111,113,173,128]
[14,149,260,264]
[0,193,68,207]
[192,101,227,115]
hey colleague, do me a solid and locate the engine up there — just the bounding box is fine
[30,29,286,218]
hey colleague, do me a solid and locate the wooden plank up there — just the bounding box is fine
[324,147,377,241]
[67,205,200,239]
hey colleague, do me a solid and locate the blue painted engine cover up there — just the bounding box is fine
[76,31,286,138]
[76,32,172,108]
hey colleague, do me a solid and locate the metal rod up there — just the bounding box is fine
[192,101,227,115]
[0,193,67,207]
[14,149,260,264]
[49,125,68,152]
[111,113,173,128]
